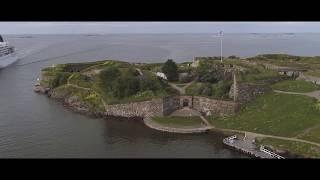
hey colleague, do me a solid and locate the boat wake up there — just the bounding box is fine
[16,44,109,66]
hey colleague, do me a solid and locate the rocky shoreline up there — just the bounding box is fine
[35,85,105,118]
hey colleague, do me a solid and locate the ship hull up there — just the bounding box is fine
[0,53,19,69]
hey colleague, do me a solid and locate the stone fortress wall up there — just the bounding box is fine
[229,82,271,103]
[103,95,240,119]
[104,98,164,118]
[192,96,240,116]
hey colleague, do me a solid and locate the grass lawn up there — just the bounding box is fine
[271,80,320,93]
[256,137,320,158]
[185,82,203,96]
[298,125,320,144]
[152,116,204,128]
[208,92,320,137]
[305,70,320,77]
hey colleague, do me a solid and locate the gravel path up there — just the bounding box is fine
[274,90,320,100]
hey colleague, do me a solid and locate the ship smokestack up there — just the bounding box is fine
[0,35,3,42]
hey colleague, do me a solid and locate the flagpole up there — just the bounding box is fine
[220,31,223,63]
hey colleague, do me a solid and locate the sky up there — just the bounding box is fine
[0,22,320,34]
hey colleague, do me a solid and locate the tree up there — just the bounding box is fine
[228,55,239,59]
[162,59,178,81]
[99,67,120,91]
[112,76,139,98]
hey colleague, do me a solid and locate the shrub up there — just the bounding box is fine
[212,81,232,98]
[134,90,154,98]
[50,72,72,88]
[99,67,120,91]
[228,55,240,59]
[112,76,140,98]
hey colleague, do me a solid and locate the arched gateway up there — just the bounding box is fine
[183,99,189,107]
[179,96,193,108]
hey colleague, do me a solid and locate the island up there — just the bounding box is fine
[35,54,320,158]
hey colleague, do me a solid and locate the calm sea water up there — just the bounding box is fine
[2,33,320,158]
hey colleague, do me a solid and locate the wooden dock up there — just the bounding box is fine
[223,135,285,159]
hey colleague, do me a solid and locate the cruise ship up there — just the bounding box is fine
[0,35,18,68]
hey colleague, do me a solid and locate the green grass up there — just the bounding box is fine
[237,68,281,84]
[305,71,320,77]
[52,64,174,105]
[272,80,320,93]
[68,73,93,88]
[208,92,320,137]
[256,137,320,158]
[185,82,203,96]
[51,85,105,112]
[152,116,204,128]
[298,125,320,144]
[185,81,232,100]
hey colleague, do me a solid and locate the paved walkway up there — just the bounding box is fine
[223,135,276,159]
[143,116,211,134]
[274,90,320,100]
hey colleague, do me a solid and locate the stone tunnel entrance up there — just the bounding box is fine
[183,99,189,107]
[179,96,193,108]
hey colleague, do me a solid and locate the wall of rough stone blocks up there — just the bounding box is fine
[104,98,163,118]
[229,82,271,103]
[162,96,180,116]
[179,96,193,108]
[103,95,239,118]
[193,96,239,116]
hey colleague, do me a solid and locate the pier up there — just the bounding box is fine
[223,135,285,159]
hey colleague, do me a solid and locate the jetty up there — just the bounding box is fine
[223,135,285,159]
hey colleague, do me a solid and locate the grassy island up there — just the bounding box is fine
[38,54,320,158]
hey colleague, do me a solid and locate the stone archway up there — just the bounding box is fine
[183,99,189,107]
[179,96,193,108]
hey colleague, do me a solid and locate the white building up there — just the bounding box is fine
[156,72,167,80]
[191,57,200,67]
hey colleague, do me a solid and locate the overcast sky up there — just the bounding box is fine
[0,22,320,34]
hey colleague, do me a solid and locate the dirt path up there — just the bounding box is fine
[294,124,320,139]
[136,68,143,76]
[200,115,212,127]
[168,80,194,94]
[274,90,320,100]
[65,83,107,112]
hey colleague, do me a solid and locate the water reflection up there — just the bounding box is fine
[102,117,249,158]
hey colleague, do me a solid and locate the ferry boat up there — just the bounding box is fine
[0,35,18,68]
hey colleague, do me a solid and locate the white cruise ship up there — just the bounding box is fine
[0,35,18,68]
